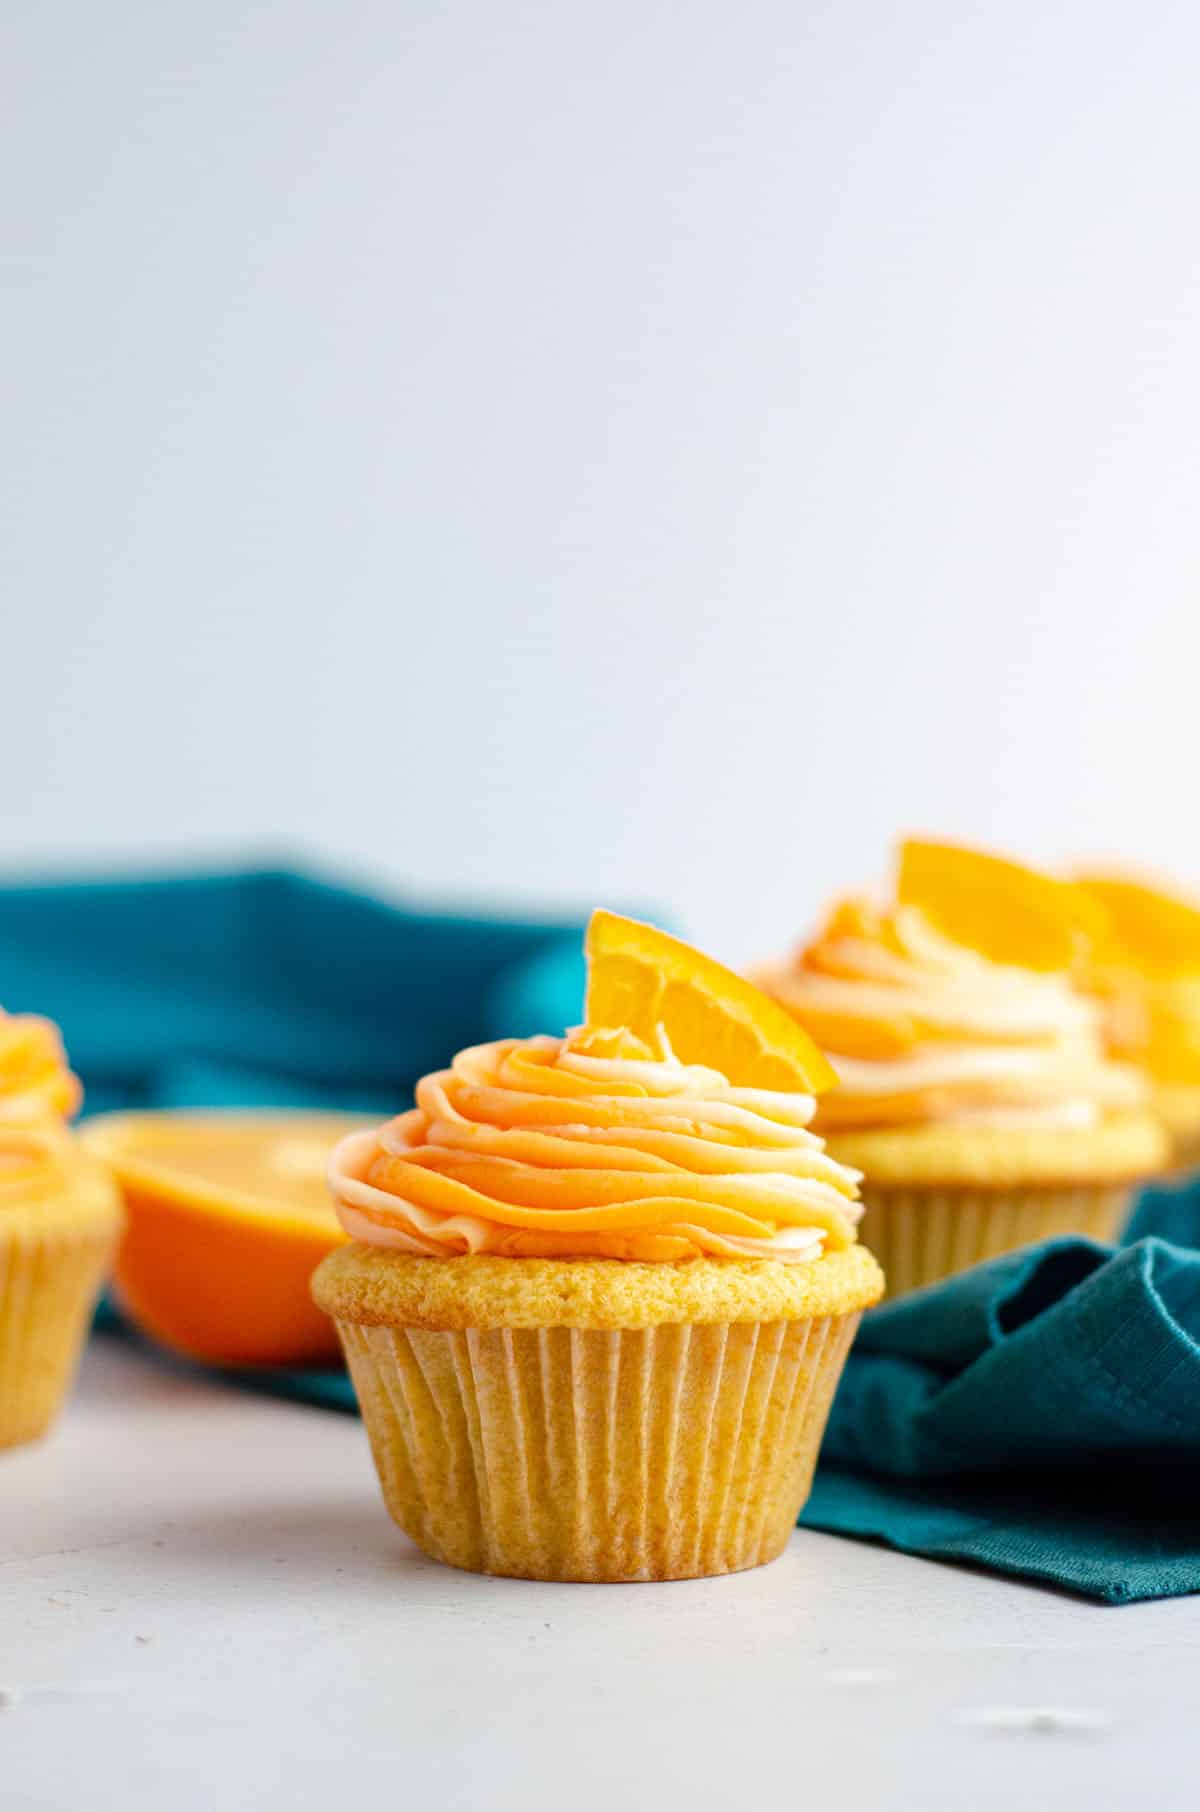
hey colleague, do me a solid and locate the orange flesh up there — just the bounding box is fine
[584,909,838,1094]
[898,839,1109,974]
[1079,874,1200,1078]
[84,1112,366,1366]
[1078,873,1200,974]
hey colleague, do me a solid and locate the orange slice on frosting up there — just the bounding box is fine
[1077,872,1200,975]
[83,1111,365,1366]
[898,839,1109,974]
[585,909,838,1094]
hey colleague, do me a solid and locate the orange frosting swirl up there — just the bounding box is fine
[0,1010,81,1125]
[329,1027,862,1263]
[757,899,1145,1134]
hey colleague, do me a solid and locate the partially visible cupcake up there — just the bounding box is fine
[0,1009,81,1124]
[754,840,1166,1297]
[0,1009,122,1448]
[1077,870,1200,1169]
[313,911,882,1582]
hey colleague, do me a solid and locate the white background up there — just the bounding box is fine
[5,1,1198,964]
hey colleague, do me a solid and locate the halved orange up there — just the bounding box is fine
[585,909,838,1093]
[81,1111,366,1367]
[898,838,1109,973]
[1077,872,1200,974]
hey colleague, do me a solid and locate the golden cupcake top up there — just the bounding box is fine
[755,840,1147,1138]
[0,1008,81,1125]
[329,913,862,1266]
[1077,871,1200,1084]
[314,1239,884,1330]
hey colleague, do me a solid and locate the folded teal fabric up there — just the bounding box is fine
[801,1231,1200,1602]
[0,867,588,1115]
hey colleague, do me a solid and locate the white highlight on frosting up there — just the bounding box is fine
[827,1045,1143,1108]
[936,1100,1101,1130]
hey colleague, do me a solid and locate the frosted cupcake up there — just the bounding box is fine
[1077,871,1200,1169]
[754,841,1166,1297]
[0,1009,122,1448]
[313,912,882,1582]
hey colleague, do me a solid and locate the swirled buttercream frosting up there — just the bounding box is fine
[756,898,1146,1135]
[0,1011,81,1125]
[329,1026,863,1263]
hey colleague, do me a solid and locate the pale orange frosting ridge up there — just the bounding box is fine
[0,1124,76,1207]
[756,899,1146,1134]
[0,1010,81,1210]
[0,1010,81,1125]
[329,1026,863,1263]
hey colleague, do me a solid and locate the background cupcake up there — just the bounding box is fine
[754,840,1166,1297]
[0,1008,122,1448]
[313,911,883,1582]
[1077,871,1200,1170]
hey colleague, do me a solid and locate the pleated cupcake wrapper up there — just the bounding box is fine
[336,1311,861,1582]
[0,1218,117,1449]
[859,1181,1134,1300]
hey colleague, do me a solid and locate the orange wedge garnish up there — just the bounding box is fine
[82,1111,366,1367]
[1077,872,1200,974]
[585,909,838,1093]
[898,838,1109,973]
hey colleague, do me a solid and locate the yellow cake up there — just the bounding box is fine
[1077,871,1200,1169]
[754,840,1167,1297]
[312,912,883,1582]
[0,1011,122,1448]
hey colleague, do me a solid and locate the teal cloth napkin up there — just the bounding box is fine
[0,866,588,1115]
[801,1231,1200,1603]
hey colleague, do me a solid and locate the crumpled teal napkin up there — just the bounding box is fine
[0,866,588,1115]
[801,1229,1200,1603]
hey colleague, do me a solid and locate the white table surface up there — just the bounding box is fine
[2,1336,1195,1812]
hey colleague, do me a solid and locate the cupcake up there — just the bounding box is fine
[0,1009,123,1448]
[1077,871,1200,1170]
[313,911,882,1582]
[754,840,1166,1297]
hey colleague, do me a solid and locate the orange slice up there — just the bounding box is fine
[585,909,838,1093]
[82,1111,366,1367]
[1077,872,1200,974]
[898,838,1109,973]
